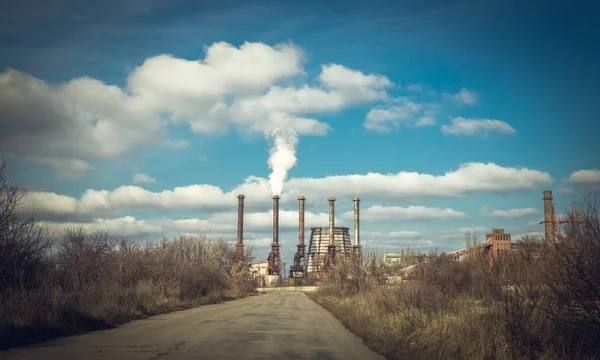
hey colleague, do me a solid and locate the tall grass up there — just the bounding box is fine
[0,161,256,349]
[312,196,600,360]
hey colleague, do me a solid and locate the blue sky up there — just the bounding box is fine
[1,0,599,264]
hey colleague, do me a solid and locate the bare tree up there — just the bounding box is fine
[0,160,53,292]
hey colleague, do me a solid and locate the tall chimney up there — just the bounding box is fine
[273,195,280,245]
[298,196,306,246]
[353,198,361,257]
[236,194,245,260]
[543,190,554,247]
[328,197,336,246]
[290,196,307,280]
[324,196,337,273]
[268,195,282,277]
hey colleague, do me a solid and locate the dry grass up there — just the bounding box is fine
[311,199,600,360]
[0,160,256,350]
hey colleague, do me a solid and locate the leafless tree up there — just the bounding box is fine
[0,160,53,292]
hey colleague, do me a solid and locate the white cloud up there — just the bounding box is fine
[443,88,477,106]
[18,162,552,221]
[415,116,435,127]
[342,205,468,222]
[361,230,435,250]
[319,64,391,90]
[479,206,540,218]
[285,162,551,200]
[363,98,437,132]
[35,206,342,239]
[133,173,157,184]
[441,117,516,137]
[198,155,209,162]
[438,226,488,241]
[565,169,600,190]
[0,41,391,176]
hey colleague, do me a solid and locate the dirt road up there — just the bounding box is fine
[1,292,384,360]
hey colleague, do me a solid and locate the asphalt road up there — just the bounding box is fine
[1,292,385,360]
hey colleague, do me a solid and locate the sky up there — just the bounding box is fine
[1,0,599,265]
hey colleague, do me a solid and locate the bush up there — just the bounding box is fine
[0,160,257,350]
[313,194,600,359]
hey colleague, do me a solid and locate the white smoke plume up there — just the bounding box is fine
[266,112,298,196]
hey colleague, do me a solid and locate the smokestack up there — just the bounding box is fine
[353,198,360,247]
[543,190,554,247]
[237,194,245,246]
[273,195,280,245]
[298,196,305,246]
[328,197,336,246]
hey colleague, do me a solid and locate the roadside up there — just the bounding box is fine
[1,290,256,351]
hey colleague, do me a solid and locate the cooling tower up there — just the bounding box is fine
[306,227,352,274]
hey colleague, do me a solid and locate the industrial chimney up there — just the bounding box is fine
[329,197,336,246]
[325,197,336,270]
[236,194,245,262]
[268,195,282,277]
[298,196,306,247]
[353,198,361,257]
[543,190,554,247]
[290,196,306,280]
[273,195,280,246]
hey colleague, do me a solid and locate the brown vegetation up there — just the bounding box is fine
[312,196,600,360]
[0,161,256,350]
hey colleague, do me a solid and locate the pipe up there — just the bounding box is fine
[298,196,305,246]
[237,194,245,246]
[353,198,360,247]
[328,197,336,246]
[543,190,554,247]
[273,196,280,245]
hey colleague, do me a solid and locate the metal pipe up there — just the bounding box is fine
[273,196,280,245]
[353,198,360,247]
[298,196,305,246]
[328,197,336,246]
[543,190,554,247]
[237,194,245,246]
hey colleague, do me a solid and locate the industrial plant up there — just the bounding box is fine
[235,194,362,286]
[387,189,583,276]
[238,189,580,284]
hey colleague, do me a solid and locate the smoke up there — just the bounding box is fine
[267,112,298,196]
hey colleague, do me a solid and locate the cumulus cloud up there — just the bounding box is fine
[479,206,540,218]
[37,208,342,238]
[441,117,516,137]
[362,230,435,250]
[18,162,552,221]
[342,205,468,222]
[133,173,157,184]
[363,97,437,132]
[444,88,477,106]
[285,162,551,200]
[565,169,600,190]
[0,41,390,176]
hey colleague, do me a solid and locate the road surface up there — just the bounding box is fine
[2,292,384,360]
